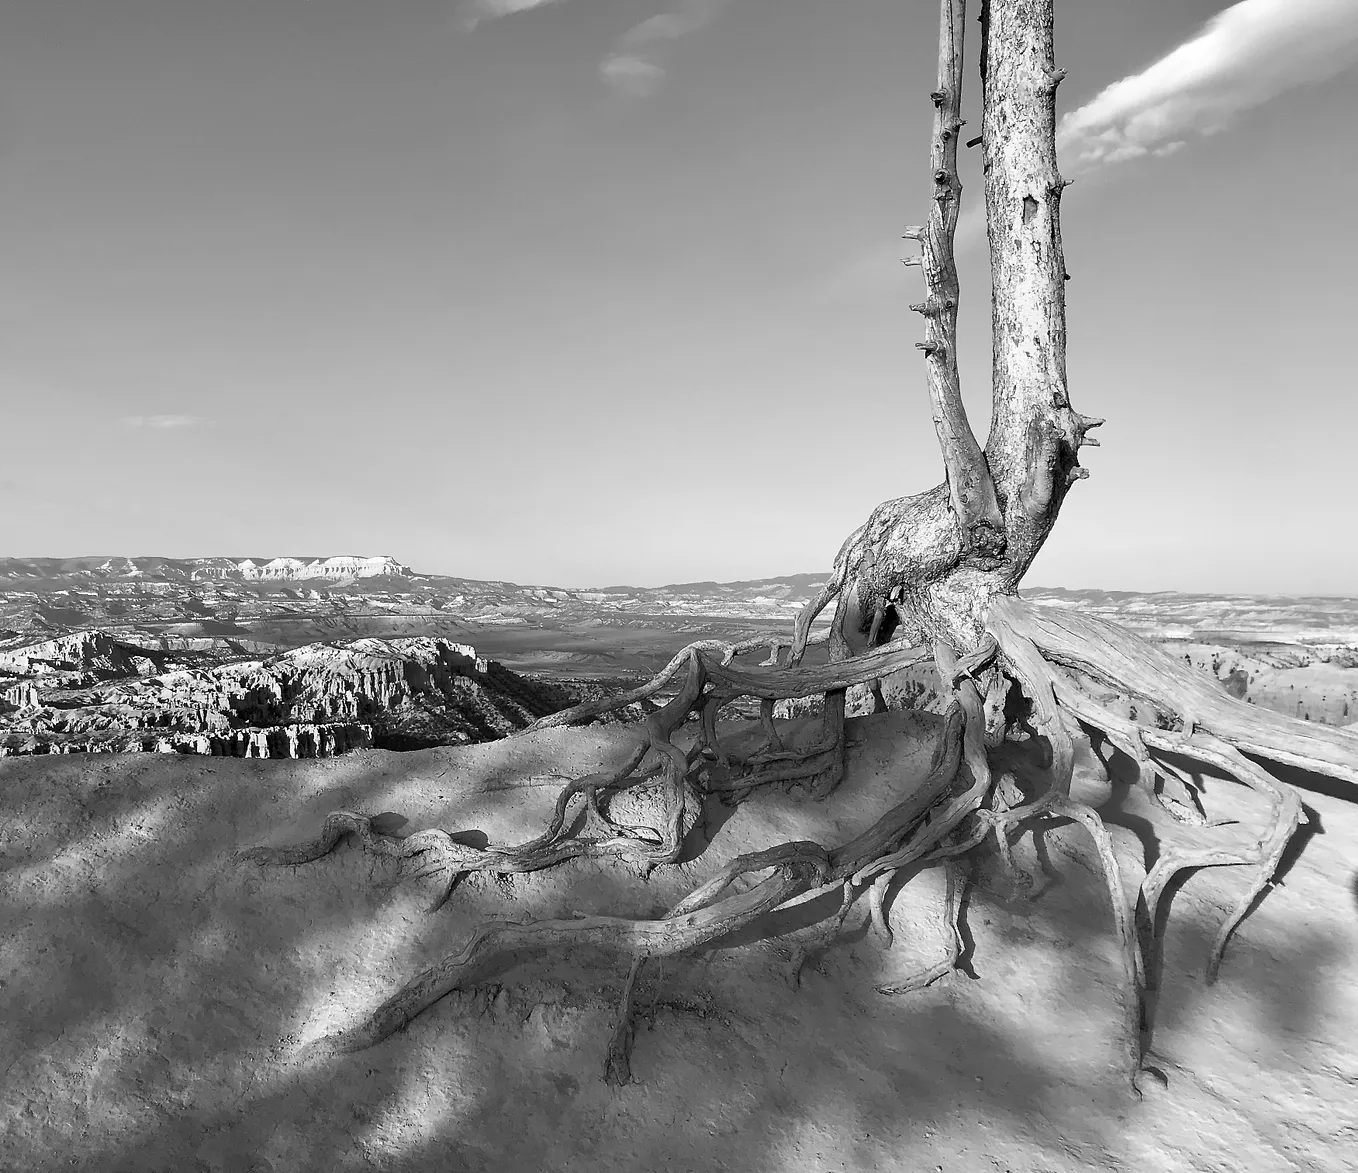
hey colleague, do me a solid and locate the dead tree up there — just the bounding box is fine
[240,0,1358,1094]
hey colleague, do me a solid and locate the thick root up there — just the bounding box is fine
[979,606,1333,1089]
[528,636,928,732]
[311,709,970,1060]
[1048,673,1305,982]
[868,869,896,945]
[324,852,831,1055]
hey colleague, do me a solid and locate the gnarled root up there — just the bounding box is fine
[1053,684,1304,985]
[785,879,858,989]
[981,595,1349,1087]
[237,584,1352,1095]
[992,596,1358,787]
[308,703,972,1062]
[991,599,1326,980]
[238,636,936,904]
[324,846,832,1056]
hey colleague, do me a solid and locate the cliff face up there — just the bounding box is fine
[0,635,575,759]
[0,630,167,679]
[222,556,413,582]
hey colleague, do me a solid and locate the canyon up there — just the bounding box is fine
[2,555,1356,759]
[0,629,582,758]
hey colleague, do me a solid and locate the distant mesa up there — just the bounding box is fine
[193,555,414,582]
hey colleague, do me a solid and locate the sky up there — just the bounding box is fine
[1,0,1355,594]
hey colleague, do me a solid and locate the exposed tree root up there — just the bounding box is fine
[993,597,1358,786]
[236,587,1357,1091]
[786,879,858,989]
[604,954,646,1086]
[323,847,831,1055]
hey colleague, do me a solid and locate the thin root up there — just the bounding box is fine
[877,858,965,995]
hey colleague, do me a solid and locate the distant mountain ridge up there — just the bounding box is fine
[0,557,822,595]
[0,556,412,585]
[2,557,1357,745]
[2,558,1355,642]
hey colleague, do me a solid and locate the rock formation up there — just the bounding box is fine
[0,630,167,680]
[223,556,412,582]
[0,635,576,758]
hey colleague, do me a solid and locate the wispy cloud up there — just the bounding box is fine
[600,54,668,97]
[600,0,730,96]
[1057,0,1358,171]
[460,0,567,30]
[122,415,212,431]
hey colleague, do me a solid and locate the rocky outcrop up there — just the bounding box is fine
[0,635,574,758]
[1,681,40,713]
[0,631,166,681]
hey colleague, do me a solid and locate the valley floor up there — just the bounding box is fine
[2,714,1356,1172]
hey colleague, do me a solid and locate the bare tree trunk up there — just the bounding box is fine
[981,0,1101,582]
[911,0,1005,564]
[794,0,1105,654]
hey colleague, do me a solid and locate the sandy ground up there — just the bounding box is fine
[2,711,1356,1172]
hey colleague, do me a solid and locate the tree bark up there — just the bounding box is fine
[913,0,1005,562]
[981,0,1100,583]
[806,0,1106,655]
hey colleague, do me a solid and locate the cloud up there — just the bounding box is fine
[122,415,211,431]
[460,0,567,28]
[600,0,730,96]
[460,0,729,94]
[617,1,728,48]
[1057,0,1358,171]
[600,54,668,97]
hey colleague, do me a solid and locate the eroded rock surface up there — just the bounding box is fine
[0,634,578,757]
